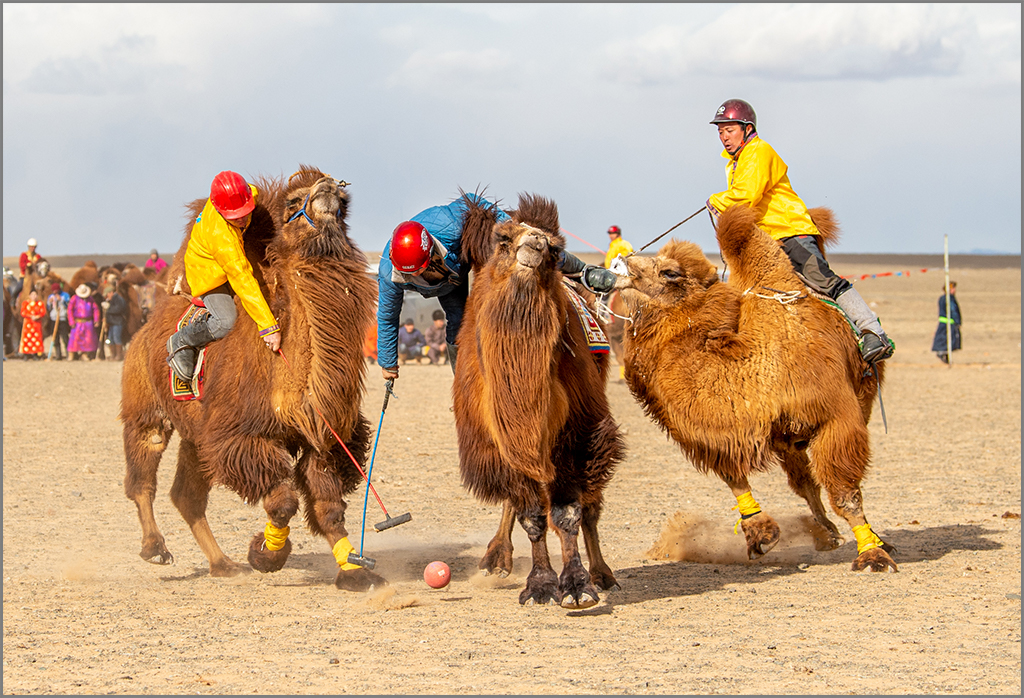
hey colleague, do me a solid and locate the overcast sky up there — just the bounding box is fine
[3,3,1020,258]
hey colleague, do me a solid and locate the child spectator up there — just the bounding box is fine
[424,309,448,366]
[19,289,46,359]
[397,318,427,364]
[46,283,71,360]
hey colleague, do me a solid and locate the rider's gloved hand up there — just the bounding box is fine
[581,265,617,294]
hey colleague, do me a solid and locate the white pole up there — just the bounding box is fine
[944,235,952,367]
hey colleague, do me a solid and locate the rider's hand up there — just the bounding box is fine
[582,265,617,294]
[382,366,399,381]
[264,332,281,352]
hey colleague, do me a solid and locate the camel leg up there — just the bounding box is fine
[480,501,516,578]
[812,421,897,572]
[776,444,845,551]
[581,501,619,591]
[550,501,600,609]
[722,474,780,560]
[169,439,247,577]
[296,445,387,592]
[121,341,175,565]
[516,504,559,606]
[123,419,175,565]
[247,481,299,573]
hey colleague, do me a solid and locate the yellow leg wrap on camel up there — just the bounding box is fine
[263,523,290,551]
[732,491,762,534]
[332,537,362,571]
[852,523,884,554]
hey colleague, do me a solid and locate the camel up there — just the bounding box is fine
[613,204,897,573]
[453,193,625,608]
[121,166,384,591]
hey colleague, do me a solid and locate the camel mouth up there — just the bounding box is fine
[514,233,549,270]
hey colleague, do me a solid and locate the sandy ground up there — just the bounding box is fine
[2,260,1020,695]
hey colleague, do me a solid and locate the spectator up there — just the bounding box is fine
[68,284,101,361]
[397,318,427,364]
[424,309,447,365]
[46,283,71,360]
[138,267,158,324]
[145,249,168,275]
[102,284,128,362]
[19,288,46,359]
[932,281,962,364]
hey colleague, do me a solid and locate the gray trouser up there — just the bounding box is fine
[781,235,885,338]
[198,283,237,341]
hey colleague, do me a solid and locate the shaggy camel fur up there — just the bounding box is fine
[453,193,625,608]
[121,166,385,591]
[614,204,896,573]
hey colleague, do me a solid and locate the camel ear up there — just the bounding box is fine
[458,189,501,270]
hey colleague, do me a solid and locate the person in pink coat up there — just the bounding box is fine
[67,284,101,360]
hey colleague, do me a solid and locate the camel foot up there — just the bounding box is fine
[813,530,845,552]
[139,539,173,565]
[559,560,601,609]
[741,512,780,560]
[519,568,559,606]
[851,547,898,573]
[588,562,620,592]
[247,533,292,573]
[479,540,513,578]
[335,567,388,592]
[209,558,250,578]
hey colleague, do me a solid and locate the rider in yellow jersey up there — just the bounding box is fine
[705,99,894,363]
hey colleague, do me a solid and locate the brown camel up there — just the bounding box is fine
[121,166,385,591]
[614,204,896,573]
[453,193,625,608]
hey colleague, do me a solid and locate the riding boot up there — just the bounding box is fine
[835,288,895,363]
[446,343,459,374]
[166,318,217,382]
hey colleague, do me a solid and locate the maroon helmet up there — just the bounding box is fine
[710,99,757,130]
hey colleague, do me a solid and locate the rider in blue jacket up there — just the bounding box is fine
[377,193,615,381]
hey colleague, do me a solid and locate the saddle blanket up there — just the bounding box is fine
[169,301,209,401]
[562,280,610,354]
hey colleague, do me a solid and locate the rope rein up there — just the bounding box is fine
[742,286,808,305]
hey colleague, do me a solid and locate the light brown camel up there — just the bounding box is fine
[453,193,625,608]
[121,166,385,591]
[614,204,896,573]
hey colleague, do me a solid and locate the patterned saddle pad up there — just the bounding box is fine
[562,280,610,355]
[169,301,209,402]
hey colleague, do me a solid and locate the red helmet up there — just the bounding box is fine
[710,99,757,130]
[210,171,255,220]
[389,221,433,273]
[607,225,621,235]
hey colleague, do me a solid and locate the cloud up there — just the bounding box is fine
[24,35,181,96]
[602,4,991,84]
[387,47,515,91]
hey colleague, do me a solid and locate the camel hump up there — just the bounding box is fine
[715,205,800,290]
[459,189,504,269]
[807,206,842,251]
[512,193,560,237]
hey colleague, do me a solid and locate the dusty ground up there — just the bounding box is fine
[3,259,1020,695]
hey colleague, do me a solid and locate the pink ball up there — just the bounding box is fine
[423,561,450,589]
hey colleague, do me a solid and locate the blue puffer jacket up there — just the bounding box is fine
[377,194,509,370]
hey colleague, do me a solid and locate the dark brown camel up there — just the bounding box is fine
[121,166,385,591]
[452,193,625,608]
[614,204,896,573]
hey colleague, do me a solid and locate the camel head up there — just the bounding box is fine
[492,193,564,280]
[277,165,352,259]
[615,239,720,312]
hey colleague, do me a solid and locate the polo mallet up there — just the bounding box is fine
[350,378,412,569]
[632,206,709,256]
[275,350,410,570]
